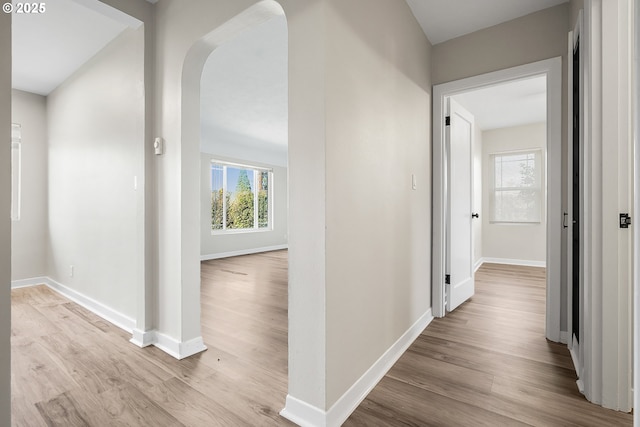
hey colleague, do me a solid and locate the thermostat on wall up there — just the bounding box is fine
[154,137,164,155]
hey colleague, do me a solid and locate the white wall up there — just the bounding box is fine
[154,0,331,409]
[11,90,47,280]
[46,27,144,321]
[433,3,569,329]
[324,0,432,408]
[473,123,483,267]
[155,0,431,419]
[200,153,287,258]
[570,0,584,27]
[481,123,546,264]
[0,10,11,425]
[431,4,569,84]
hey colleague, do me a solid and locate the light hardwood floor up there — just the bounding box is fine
[346,263,633,426]
[11,250,293,426]
[11,254,633,426]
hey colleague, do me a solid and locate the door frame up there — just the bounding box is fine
[432,57,563,342]
[567,10,584,389]
[634,0,640,417]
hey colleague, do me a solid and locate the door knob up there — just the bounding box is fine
[472,213,479,219]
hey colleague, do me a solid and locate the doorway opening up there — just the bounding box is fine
[181,0,289,410]
[570,38,580,349]
[433,58,563,342]
[10,0,145,332]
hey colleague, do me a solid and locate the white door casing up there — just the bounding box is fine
[581,0,633,412]
[432,58,562,344]
[446,98,475,311]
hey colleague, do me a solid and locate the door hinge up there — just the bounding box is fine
[620,213,631,228]
[445,274,450,285]
[445,116,451,126]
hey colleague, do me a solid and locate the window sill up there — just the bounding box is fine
[211,228,273,236]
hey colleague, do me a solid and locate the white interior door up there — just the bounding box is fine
[446,98,475,311]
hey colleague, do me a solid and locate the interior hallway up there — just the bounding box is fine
[346,263,632,426]
[10,254,633,425]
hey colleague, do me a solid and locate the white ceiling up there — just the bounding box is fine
[11,1,556,158]
[452,76,547,130]
[12,0,140,95]
[200,15,288,163]
[405,0,568,44]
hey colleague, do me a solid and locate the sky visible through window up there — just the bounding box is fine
[211,167,254,193]
[211,163,270,232]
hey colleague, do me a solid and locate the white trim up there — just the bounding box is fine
[560,330,569,345]
[11,276,207,360]
[480,257,546,268]
[473,258,483,272]
[634,0,639,419]
[153,333,208,360]
[569,334,581,373]
[12,276,136,332]
[568,333,586,394]
[280,395,326,427]
[210,158,273,173]
[46,277,136,333]
[11,276,48,289]
[326,309,433,425]
[200,244,288,261]
[582,0,634,411]
[432,58,563,345]
[281,309,434,427]
[130,328,156,348]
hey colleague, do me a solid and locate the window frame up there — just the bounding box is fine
[210,160,274,234]
[489,148,543,224]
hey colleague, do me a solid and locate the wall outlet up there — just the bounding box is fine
[70,265,74,277]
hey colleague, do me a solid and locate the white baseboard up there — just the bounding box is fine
[201,244,288,261]
[153,332,207,360]
[559,330,569,344]
[11,276,49,289]
[280,308,434,427]
[12,276,135,333]
[46,276,136,333]
[473,259,483,272]
[568,333,585,395]
[280,395,326,427]
[130,328,156,348]
[11,276,207,361]
[480,257,546,268]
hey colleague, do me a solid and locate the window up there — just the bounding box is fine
[490,150,542,223]
[11,123,21,221]
[211,161,272,233]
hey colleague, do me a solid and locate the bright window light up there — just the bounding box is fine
[490,149,542,223]
[211,160,273,233]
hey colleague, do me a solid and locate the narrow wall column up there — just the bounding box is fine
[0,10,11,426]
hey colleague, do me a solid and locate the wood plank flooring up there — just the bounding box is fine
[345,263,633,426]
[11,254,634,426]
[11,250,293,426]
